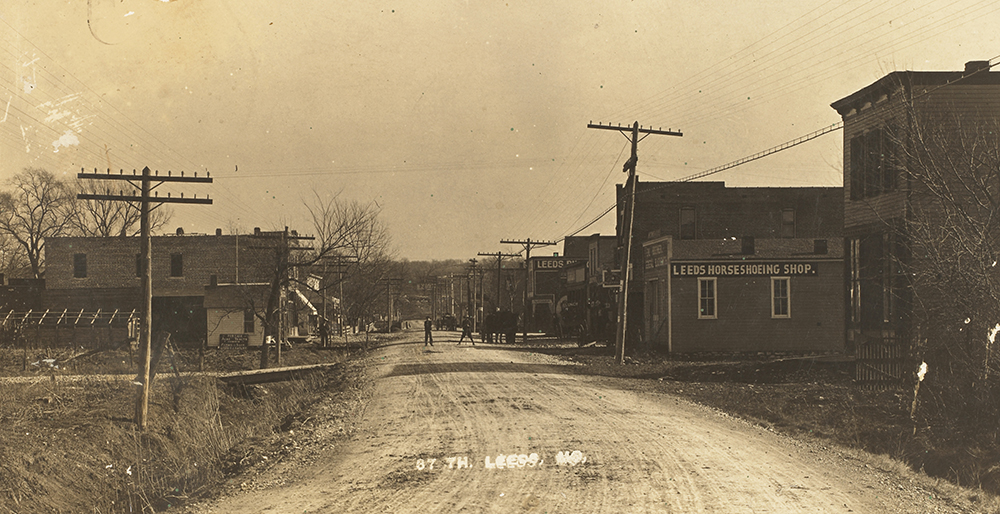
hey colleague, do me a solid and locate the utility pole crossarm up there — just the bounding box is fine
[587,122,682,137]
[78,169,214,183]
[77,194,213,205]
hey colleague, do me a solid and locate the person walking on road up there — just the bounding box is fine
[424,316,434,346]
[458,316,474,345]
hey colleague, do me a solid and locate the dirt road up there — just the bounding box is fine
[195,332,965,513]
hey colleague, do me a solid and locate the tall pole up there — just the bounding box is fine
[587,121,682,364]
[78,166,213,428]
[277,228,287,365]
[467,260,476,332]
[478,251,518,313]
[139,167,152,428]
[501,238,555,343]
[478,267,484,328]
[340,270,346,342]
[248,228,314,368]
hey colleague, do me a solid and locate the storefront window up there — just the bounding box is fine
[772,277,790,318]
[698,277,716,319]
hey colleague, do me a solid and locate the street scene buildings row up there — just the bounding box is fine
[1,61,995,381]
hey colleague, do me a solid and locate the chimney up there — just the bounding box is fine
[965,60,991,74]
[741,236,755,255]
[176,227,184,235]
[254,227,261,236]
[216,228,223,236]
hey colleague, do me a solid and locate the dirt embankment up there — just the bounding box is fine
[0,343,364,513]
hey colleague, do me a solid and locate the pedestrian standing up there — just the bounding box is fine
[424,316,434,346]
[323,319,335,347]
[458,316,474,345]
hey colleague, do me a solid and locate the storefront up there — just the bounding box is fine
[643,236,844,354]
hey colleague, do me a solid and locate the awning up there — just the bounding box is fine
[294,289,318,316]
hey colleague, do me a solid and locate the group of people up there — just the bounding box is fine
[424,315,475,346]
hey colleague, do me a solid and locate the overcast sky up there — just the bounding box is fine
[2,1,999,260]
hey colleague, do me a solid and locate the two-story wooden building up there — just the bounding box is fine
[831,60,1000,385]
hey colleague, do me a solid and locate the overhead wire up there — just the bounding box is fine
[553,52,1000,243]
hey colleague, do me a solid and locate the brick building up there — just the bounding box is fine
[616,181,844,353]
[830,60,1000,384]
[45,228,283,346]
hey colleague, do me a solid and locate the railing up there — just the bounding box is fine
[0,309,138,349]
[855,331,905,390]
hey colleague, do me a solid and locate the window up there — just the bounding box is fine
[698,277,716,319]
[135,254,143,277]
[73,253,87,278]
[771,277,790,318]
[863,130,883,197]
[849,128,895,200]
[850,136,864,200]
[780,209,795,238]
[170,253,183,277]
[680,207,696,240]
[244,309,255,333]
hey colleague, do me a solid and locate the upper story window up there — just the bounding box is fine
[679,207,696,240]
[850,127,896,200]
[170,253,183,277]
[780,209,795,238]
[73,253,87,278]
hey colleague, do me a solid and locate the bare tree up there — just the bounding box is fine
[0,231,29,279]
[302,193,394,330]
[886,107,1000,433]
[247,195,393,366]
[72,179,173,237]
[0,168,77,278]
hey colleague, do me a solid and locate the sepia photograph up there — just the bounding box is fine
[2,1,1000,512]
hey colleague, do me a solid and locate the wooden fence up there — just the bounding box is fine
[855,332,906,390]
[0,309,138,349]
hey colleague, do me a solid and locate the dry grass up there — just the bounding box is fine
[0,343,365,513]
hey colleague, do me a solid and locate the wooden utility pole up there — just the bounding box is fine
[314,254,356,343]
[249,228,314,367]
[377,278,403,331]
[500,238,555,343]
[587,121,682,364]
[477,251,519,313]
[467,260,478,332]
[78,166,212,429]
